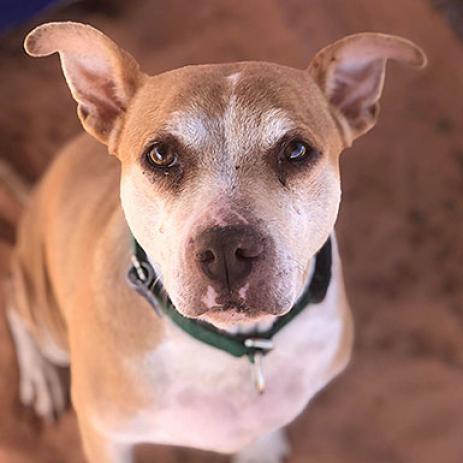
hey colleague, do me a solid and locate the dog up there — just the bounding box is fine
[5,22,426,463]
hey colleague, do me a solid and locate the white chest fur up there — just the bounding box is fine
[101,249,353,455]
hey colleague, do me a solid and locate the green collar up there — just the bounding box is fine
[127,237,332,365]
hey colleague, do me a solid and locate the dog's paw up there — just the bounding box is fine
[7,309,67,421]
[231,430,290,463]
[19,353,66,421]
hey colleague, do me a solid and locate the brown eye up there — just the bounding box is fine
[284,140,312,161]
[145,142,178,168]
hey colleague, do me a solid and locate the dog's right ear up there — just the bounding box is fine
[25,22,144,152]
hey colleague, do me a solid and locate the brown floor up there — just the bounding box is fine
[1,1,462,462]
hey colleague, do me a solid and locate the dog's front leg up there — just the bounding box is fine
[79,420,134,463]
[232,428,290,463]
[6,307,67,421]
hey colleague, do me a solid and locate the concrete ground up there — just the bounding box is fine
[0,1,462,462]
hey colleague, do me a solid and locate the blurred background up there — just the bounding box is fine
[0,1,462,462]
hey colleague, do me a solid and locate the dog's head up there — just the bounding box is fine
[25,23,426,329]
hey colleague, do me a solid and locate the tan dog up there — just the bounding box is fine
[5,22,426,463]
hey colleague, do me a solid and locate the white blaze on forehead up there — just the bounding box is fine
[227,71,241,86]
[164,110,212,149]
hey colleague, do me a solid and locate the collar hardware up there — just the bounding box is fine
[252,352,266,394]
[244,338,274,351]
[130,255,150,282]
[127,258,161,317]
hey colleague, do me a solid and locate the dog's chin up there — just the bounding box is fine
[172,293,294,333]
[196,309,280,334]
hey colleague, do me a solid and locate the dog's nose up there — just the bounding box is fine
[194,225,264,290]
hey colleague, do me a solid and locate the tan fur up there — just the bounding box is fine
[7,22,426,462]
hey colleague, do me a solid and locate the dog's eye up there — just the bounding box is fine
[284,140,313,162]
[145,142,178,168]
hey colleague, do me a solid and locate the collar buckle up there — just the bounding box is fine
[244,338,274,351]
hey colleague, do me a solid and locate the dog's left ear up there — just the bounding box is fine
[308,33,427,146]
[25,22,144,151]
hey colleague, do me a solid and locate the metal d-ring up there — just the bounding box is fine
[128,256,153,286]
[252,352,266,394]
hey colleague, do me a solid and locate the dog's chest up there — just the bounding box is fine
[124,295,348,453]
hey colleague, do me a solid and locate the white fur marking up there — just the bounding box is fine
[227,72,242,86]
[212,315,277,335]
[202,286,219,309]
[165,110,211,149]
[6,309,66,420]
[39,325,70,366]
[238,283,249,299]
[260,109,296,149]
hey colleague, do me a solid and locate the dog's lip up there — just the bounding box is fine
[197,306,280,324]
[197,309,279,333]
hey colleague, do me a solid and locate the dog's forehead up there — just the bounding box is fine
[125,62,338,161]
[165,68,300,158]
[159,61,311,113]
